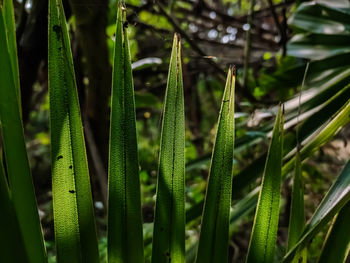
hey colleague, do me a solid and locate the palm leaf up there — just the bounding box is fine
[152,33,186,263]
[283,89,350,175]
[48,0,99,261]
[107,4,144,262]
[195,66,235,263]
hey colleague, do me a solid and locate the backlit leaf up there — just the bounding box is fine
[196,66,235,263]
[48,0,99,261]
[152,33,186,263]
[107,4,144,262]
[246,105,284,263]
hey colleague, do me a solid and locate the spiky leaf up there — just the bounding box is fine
[152,33,185,263]
[195,66,235,263]
[287,152,307,263]
[246,105,284,263]
[48,0,99,261]
[107,4,144,262]
[0,6,47,263]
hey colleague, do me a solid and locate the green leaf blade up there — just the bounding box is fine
[2,0,21,106]
[152,33,186,263]
[48,0,99,262]
[246,105,284,263]
[0,7,47,263]
[195,66,235,263]
[283,161,350,263]
[0,155,28,263]
[107,4,144,262]
[318,201,350,263]
[287,152,307,263]
[283,91,350,176]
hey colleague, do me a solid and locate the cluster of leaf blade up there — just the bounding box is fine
[1,1,350,263]
[185,0,350,228]
[0,0,47,262]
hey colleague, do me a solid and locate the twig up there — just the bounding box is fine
[155,1,226,78]
[266,0,288,56]
[242,0,255,89]
[281,3,288,56]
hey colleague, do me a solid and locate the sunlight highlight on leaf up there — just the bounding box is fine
[196,66,235,263]
[152,33,186,263]
[107,4,144,262]
[48,0,99,261]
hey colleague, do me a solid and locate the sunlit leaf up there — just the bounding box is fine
[196,66,235,263]
[48,0,99,261]
[107,4,144,262]
[152,33,186,263]
[246,105,284,263]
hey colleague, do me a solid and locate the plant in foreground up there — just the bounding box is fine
[0,1,350,263]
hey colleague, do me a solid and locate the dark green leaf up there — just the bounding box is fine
[0,6,47,263]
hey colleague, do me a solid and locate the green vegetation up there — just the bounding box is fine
[0,0,349,262]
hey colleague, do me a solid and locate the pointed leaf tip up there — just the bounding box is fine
[196,67,235,263]
[174,32,181,43]
[230,65,236,76]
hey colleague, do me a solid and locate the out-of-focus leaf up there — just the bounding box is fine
[135,92,162,109]
[283,90,350,175]
[132,57,162,71]
[261,2,350,92]
[288,34,350,60]
[289,2,350,35]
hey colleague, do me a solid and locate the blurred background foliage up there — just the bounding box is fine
[8,0,350,262]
